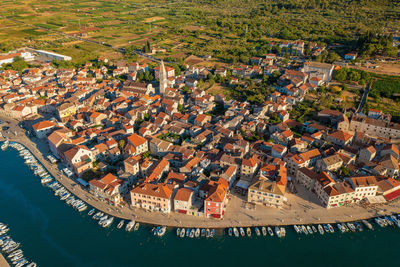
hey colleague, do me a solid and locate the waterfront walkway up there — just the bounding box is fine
[0,253,9,267]
[2,115,400,228]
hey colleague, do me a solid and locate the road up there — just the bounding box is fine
[356,80,374,114]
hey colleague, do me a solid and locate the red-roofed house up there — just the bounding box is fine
[32,120,56,138]
[89,173,126,205]
[126,133,148,156]
[204,178,229,219]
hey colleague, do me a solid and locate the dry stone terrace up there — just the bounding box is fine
[1,52,400,226]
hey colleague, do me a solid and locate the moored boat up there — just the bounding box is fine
[327,224,335,233]
[88,208,95,216]
[195,228,200,238]
[261,226,267,236]
[239,227,245,237]
[354,222,363,232]
[306,225,313,234]
[228,228,233,237]
[312,225,317,233]
[117,220,125,229]
[180,229,185,238]
[134,222,140,231]
[280,227,286,238]
[301,225,308,235]
[158,226,167,237]
[246,227,251,237]
[362,219,374,230]
[318,224,324,235]
[126,220,135,232]
[267,227,274,236]
[274,226,281,238]
[233,227,239,237]
[255,227,261,236]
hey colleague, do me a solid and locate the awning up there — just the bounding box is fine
[77,178,89,187]
[235,179,251,190]
[385,188,400,201]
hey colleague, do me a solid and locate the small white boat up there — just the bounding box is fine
[158,226,166,236]
[362,219,373,230]
[117,220,125,229]
[233,227,239,237]
[274,226,281,237]
[126,221,135,232]
[255,227,261,236]
[195,228,200,238]
[318,225,324,235]
[261,226,267,236]
[267,227,274,236]
[280,227,286,238]
[134,222,140,231]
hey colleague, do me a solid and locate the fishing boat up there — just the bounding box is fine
[134,222,140,231]
[318,225,324,235]
[102,217,114,228]
[280,227,286,238]
[341,223,349,232]
[384,216,393,226]
[354,222,363,232]
[233,227,239,237]
[362,219,374,230]
[347,222,356,232]
[240,227,245,237]
[206,229,211,238]
[301,225,308,235]
[306,225,313,234]
[158,226,166,237]
[117,220,125,229]
[88,209,96,216]
[189,229,195,238]
[186,228,191,237]
[228,228,233,237]
[255,227,261,236]
[274,226,281,238]
[327,224,335,233]
[261,226,267,236]
[201,229,206,237]
[374,217,385,227]
[126,221,135,232]
[211,229,215,238]
[311,225,317,233]
[180,229,185,238]
[246,227,252,237]
[195,228,200,238]
[176,228,181,236]
[293,225,300,234]
[323,224,329,233]
[267,227,274,237]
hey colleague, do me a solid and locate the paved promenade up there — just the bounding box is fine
[2,115,400,228]
[0,253,9,267]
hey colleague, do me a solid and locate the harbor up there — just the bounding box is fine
[2,146,400,266]
[0,222,36,267]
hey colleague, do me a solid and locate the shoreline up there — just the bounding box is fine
[0,115,400,229]
[4,137,400,229]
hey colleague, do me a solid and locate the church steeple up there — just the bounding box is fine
[159,60,167,95]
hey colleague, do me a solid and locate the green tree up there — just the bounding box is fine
[118,139,126,150]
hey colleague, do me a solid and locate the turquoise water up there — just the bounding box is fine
[0,147,399,267]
